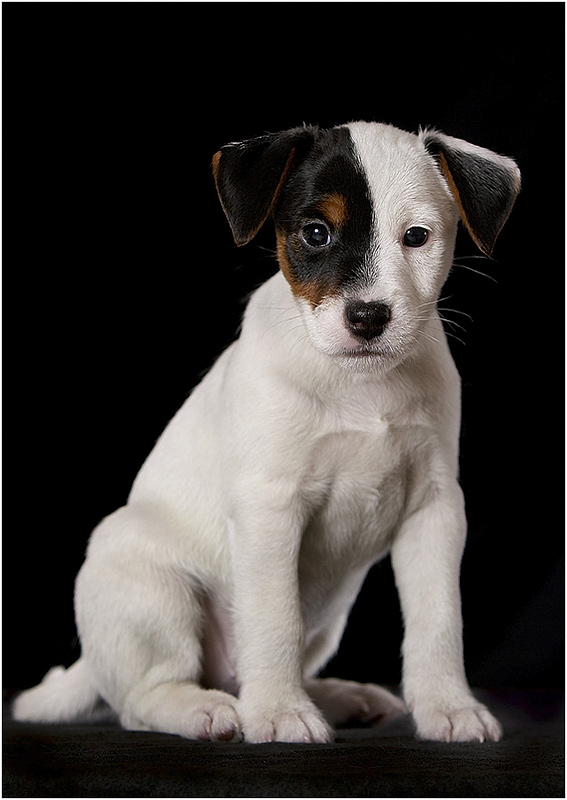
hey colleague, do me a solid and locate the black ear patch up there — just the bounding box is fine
[212,127,316,246]
[423,132,521,257]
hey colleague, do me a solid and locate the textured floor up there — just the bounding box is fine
[3,689,563,798]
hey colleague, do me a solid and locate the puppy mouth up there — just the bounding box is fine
[335,344,388,362]
[341,348,382,357]
[340,340,386,357]
[333,330,409,365]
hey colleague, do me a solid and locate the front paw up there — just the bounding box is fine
[239,698,333,744]
[413,700,502,743]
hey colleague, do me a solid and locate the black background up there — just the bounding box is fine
[4,3,564,692]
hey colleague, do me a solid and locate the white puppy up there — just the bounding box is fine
[14,121,520,744]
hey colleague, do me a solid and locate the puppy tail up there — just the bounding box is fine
[12,658,109,724]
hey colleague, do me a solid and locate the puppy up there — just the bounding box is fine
[14,121,520,744]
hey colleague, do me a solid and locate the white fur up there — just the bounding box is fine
[14,122,508,744]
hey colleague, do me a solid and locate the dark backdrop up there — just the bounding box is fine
[4,3,564,693]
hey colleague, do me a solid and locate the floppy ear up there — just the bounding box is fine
[422,130,521,257]
[212,127,316,246]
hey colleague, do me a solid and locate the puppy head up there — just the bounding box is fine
[213,122,520,372]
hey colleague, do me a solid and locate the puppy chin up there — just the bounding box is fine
[304,325,404,374]
[331,350,392,373]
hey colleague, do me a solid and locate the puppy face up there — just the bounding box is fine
[273,123,459,371]
[213,122,520,373]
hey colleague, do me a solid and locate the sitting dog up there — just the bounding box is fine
[14,121,520,743]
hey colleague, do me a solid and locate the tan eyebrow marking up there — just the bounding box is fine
[317,192,349,228]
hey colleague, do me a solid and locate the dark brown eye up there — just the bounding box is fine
[403,226,429,247]
[300,221,331,248]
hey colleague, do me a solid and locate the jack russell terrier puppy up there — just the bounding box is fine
[14,121,520,744]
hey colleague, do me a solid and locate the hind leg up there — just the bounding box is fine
[75,504,242,741]
[302,616,406,728]
[305,678,407,727]
[123,681,241,741]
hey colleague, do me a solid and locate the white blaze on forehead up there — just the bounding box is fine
[345,121,456,236]
[344,122,459,297]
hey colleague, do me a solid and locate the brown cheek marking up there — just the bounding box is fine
[317,192,349,228]
[276,230,293,282]
[276,230,338,309]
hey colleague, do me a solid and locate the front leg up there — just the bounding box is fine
[391,482,502,743]
[229,498,332,744]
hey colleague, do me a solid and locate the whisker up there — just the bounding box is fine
[443,330,467,347]
[453,254,491,262]
[452,262,498,283]
[256,245,277,257]
[264,310,303,335]
[410,329,445,351]
[438,306,474,322]
[413,311,468,349]
[416,295,460,314]
[438,315,467,334]
[414,327,441,346]
[416,298,439,312]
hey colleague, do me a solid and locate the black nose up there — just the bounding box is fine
[345,300,391,341]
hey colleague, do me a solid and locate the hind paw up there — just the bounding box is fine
[195,697,243,742]
[305,677,407,727]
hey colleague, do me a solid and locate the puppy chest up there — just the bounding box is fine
[300,429,408,563]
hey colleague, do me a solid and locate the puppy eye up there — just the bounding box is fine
[403,226,429,247]
[300,221,332,248]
